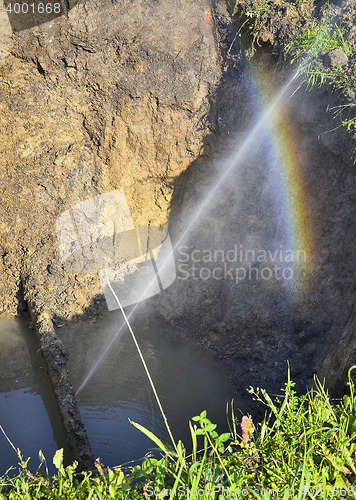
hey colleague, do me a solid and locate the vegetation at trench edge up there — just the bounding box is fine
[2,367,356,498]
[235,1,356,154]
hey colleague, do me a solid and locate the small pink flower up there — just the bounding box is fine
[241,415,254,444]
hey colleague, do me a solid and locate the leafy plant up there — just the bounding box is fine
[129,410,233,499]
[285,10,353,68]
[132,366,356,498]
[243,367,356,494]
[245,1,268,21]
[284,7,356,151]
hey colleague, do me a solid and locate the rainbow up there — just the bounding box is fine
[245,63,316,291]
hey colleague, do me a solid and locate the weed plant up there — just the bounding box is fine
[2,367,356,499]
[284,7,355,103]
[240,0,269,47]
[236,1,356,148]
[284,8,356,144]
[285,10,353,78]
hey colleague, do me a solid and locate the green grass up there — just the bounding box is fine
[285,9,353,70]
[235,1,356,151]
[284,8,354,90]
[2,367,356,499]
[284,7,356,149]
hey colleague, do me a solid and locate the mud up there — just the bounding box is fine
[23,261,94,469]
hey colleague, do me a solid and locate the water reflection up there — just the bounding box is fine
[57,306,247,467]
[0,315,71,475]
[0,311,247,474]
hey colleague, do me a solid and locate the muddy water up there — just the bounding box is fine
[56,306,247,468]
[0,310,246,474]
[0,316,71,475]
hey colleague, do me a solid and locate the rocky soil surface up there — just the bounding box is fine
[1,0,356,426]
[0,0,225,318]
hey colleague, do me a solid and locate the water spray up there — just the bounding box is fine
[70,70,301,395]
[58,10,338,420]
[104,268,178,453]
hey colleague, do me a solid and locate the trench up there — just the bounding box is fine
[0,307,247,473]
[1,0,356,477]
[2,52,356,473]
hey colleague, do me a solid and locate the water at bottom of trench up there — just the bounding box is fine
[56,305,248,468]
[0,315,71,476]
